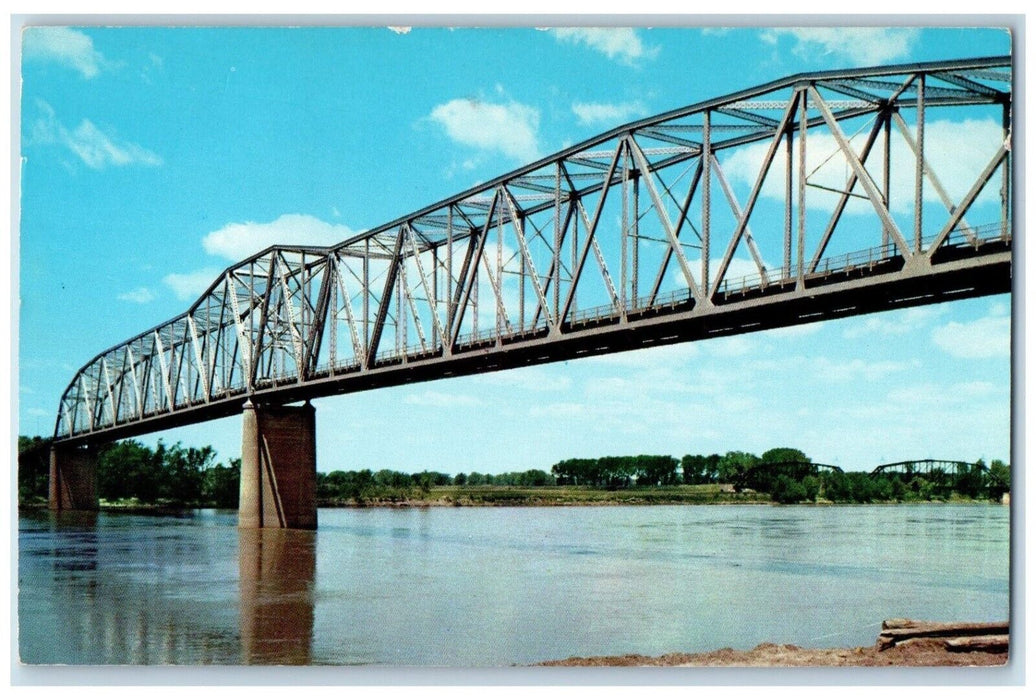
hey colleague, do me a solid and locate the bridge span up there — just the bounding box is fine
[49,56,1013,527]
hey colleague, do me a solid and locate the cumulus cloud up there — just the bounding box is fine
[931,313,1011,358]
[548,28,658,65]
[202,213,358,260]
[428,98,541,163]
[118,287,156,304]
[571,100,648,126]
[842,306,948,339]
[760,27,921,66]
[811,357,912,382]
[403,390,482,407]
[23,26,107,78]
[163,268,224,301]
[29,100,162,169]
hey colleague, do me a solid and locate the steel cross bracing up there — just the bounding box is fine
[54,56,1014,444]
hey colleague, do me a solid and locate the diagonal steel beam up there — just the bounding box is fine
[711,92,801,299]
[627,135,703,301]
[809,85,912,258]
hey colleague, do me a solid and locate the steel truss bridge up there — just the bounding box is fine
[870,459,1009,488]
[54,56,1013,446]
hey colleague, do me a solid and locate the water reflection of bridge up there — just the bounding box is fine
[19,512,316,664]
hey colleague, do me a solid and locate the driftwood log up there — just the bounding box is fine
[877,619,1009,651]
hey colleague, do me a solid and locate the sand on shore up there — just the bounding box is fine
[540,637,1008,667]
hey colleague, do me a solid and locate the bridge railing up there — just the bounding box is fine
[717,223,1010,297]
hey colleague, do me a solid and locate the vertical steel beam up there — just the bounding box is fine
[883,110,891,252]
[784,128,793,278]
[621,141,630,315]
[914,73,925,252]
[701,111,711,296]
[632,167,639,305]
[1001,99,1011,241]
[797,89,808,286]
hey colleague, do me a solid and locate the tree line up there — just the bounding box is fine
[18,436,240,508]
[19,434,1010,507]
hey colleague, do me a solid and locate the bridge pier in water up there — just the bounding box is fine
[239,400,318,530]
[48,444,99,512]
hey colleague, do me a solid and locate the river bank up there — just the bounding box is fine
[19,485,1005,513]
[540,638,1008,667]
[541,620,1010,667]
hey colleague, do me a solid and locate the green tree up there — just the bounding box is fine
[821,470,851,502]
[771,475,807,504]
[801,475,821,502]
[202,459,240,508]
[17,436,52,503]
[97,440,162,502]
[637,455,679,486]
[988,459,1010,499]
[760,447,809,465]
[953,462,986,499]
[717,451,759,485]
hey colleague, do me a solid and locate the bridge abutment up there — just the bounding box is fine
[48,445,99,511]
[239,400,317,530]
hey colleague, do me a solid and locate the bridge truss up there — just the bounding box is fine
[55,56,1013,445]
[871,459,1009,488]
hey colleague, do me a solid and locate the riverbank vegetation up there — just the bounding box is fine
[18,435,1010,509]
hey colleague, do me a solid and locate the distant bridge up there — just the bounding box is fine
[871,459,1010,489]
[733,460,843,490]
[48,56,1013,527]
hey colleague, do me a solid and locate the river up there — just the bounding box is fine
[17,504,1009,666]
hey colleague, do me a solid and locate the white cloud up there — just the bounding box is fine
[764,322,824,339]
[842,306,948,339]
[583,342,700,370]
[403,390,481,407]
[720,118,1004,217]
[428,99,540,163]
[549,28,658,66]
[671,256,770,291]
[388,26,411,35]
[705,335,755,358]
[811,357,911,382]
[118,287,156,304]
[760,28,921,66]
[931,314,1010,358]
[202,214,358,261]
[571,101,647,126]
[163,268,224,301]
[23,26,106,78]
[30,100,162,169]
[477,366,573,392]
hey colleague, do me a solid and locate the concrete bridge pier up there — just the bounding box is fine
[239,400,317,530]
[49,444,99,511]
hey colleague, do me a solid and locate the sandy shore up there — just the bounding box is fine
[540,637,1008,667]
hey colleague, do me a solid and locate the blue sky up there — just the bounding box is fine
[16,24,1013,473]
